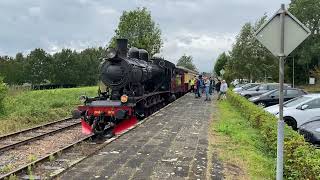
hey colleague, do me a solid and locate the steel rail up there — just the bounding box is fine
[0,118,74,139]
[0,134,95,180]
[0,121,80,153]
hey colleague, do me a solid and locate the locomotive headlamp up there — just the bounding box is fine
[105,48,117,59]
[120,95,128,103]
[79,95,88,103]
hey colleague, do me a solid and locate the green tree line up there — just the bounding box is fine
[0,7,163,87]
[215,0,320,85]
[0,47,105,86]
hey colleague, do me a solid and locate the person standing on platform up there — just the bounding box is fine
[194,76,198,98]
[204,77,211,101]
[215,79,221,95]
[209,77,214,95]
[196,75,204,98]
[218,80,228,100]
[190,76,196,93]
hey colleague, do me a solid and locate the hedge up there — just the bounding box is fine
[0,77,7,114]
[226,90,320,179]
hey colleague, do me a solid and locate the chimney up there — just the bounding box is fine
[116,39,128,58]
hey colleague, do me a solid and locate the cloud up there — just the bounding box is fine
[159,30,235,72]
[28,6,41,16]
[0,0,290,72]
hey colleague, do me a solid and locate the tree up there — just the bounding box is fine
[110,7,162,56]
[288,0,320,84]
[176,55,197,71]
[51,49,80,85]
[311,66,320,84]
[77,47,105,85]
[214,52,229,76]
[25,48,51,84]
[224,16,278,82]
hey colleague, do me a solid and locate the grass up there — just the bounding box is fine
[211,100,275,179]
[0,86,97,135]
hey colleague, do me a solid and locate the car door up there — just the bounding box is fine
[268,90,280,106]
[293,98,320,128]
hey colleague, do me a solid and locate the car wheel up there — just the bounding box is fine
[284,117,297,130]
[257,101,266,108]
[244,95,251,99]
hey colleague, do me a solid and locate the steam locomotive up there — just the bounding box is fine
[74,39,197,136]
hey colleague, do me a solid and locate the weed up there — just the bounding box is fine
[0,164,13,173]
[49,154,55,162]
[27,165,34,180]
[8,174,18,180]
[28,154,37,163]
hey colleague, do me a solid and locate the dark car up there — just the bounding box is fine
[299,118,320,145]
[240,83,290,99]
[248,88,307,107]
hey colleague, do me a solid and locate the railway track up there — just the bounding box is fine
[0,118,80,153]
[0,118,86,179]
[0,122,138,180]
[0,96,178,179]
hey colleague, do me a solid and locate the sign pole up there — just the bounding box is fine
[276,4,285,180]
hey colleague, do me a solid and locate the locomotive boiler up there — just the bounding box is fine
[75,38,197,137]
[100,39,171,100]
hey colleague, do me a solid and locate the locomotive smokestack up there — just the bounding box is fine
[116,39,128,58]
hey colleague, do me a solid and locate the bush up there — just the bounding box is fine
[0,77,8,114]
[226,90,320,179]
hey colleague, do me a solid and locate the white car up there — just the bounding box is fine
[264,94,320,130]
[233,83,260,93]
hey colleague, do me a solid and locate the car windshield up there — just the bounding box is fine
[247,85,259,91]
[284,96,312,107]
[261,89,277,96]
[242,84,259,90]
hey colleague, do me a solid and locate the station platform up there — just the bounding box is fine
[60,93,223,180]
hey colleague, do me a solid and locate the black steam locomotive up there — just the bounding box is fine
[76,39,197,136]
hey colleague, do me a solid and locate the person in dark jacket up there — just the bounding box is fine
[209,77,215,95]
[196,75,204,98]
[215,79,221,94]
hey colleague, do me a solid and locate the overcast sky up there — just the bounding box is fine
[0,0,290,72]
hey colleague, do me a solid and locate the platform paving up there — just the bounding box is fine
[59,93,223,180]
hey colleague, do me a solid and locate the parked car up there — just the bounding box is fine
[299,118,320,144]
[265,94,320,130]
[233,83,260,93]
[240,83,289,98]
[235,83,245,88]
[248,88,306,107]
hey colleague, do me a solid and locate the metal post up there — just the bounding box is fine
[277,4,285,180]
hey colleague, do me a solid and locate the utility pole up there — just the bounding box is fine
[293,56,295,88]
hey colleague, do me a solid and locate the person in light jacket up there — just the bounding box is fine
[218,80,228,100]
[204,77,211,101]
